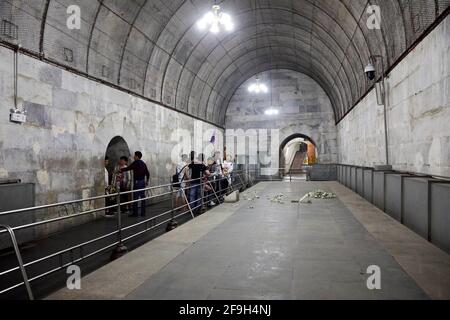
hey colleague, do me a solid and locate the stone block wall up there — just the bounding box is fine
[225,69,338,165]
[338,16,450,177]
[0,45,222,237]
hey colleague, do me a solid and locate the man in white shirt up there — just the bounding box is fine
[223,154,234,187]
[174,154,189,211]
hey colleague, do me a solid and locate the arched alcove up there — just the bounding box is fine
[280,134,318,177]
[105,136,131,186]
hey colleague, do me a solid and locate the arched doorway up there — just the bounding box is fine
[280,134,318,177]
[105,136,131,187]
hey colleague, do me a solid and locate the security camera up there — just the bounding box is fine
[364,62,376,81]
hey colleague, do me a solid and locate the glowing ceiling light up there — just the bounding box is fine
[248,77,268,94]
[265,108,279,116]
[197,5,234,34]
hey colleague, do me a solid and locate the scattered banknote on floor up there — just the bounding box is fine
[299,189,337,204]
[268,194,286,204]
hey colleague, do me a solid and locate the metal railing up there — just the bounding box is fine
[242,167,309,182]
[0,225,33,300]
[0,170,253,299]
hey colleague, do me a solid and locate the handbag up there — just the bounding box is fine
[172,164,188,188]
[106,184,118,201]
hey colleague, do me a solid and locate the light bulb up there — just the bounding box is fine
[197,19,207,30]
[221,13,232,24]
[221,13,234,31]
[224,22,234,32]
[210,22,220,33]
[265,108,279,116]
[205,12,215,24]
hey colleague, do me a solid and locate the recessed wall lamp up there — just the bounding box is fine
[197,3,234,34]
[264,108,279,116]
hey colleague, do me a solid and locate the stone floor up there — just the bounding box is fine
[49,181,450,300]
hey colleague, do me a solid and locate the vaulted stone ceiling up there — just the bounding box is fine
[0,0,448,126]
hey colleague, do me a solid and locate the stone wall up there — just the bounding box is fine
[225,69,338,166]
[0,45,222,229]
[337,16,450,177]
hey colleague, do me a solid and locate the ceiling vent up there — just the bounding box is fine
[2,20,18,40]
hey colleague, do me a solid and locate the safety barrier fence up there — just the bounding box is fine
[0,170,254,300]
[239,166,308,182]
[336,164,450,256]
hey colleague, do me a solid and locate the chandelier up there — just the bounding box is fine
[197,5,234,34]
[248,77,268,94]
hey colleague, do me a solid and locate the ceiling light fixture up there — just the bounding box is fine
[248,77,268,94]
[197,4,234,34]
[264,108,279,116]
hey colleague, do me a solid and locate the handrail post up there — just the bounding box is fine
[207,180,221,204]
[217,174,222,200]
[248,170,254,186]
[183,188,195,219]
[117,186,122,243]
[200,175,205,214]
[171,183,175,216]
[0,224,34,300]
[237,173,245,191]
[166,183,178,231]
[111,185,127,260]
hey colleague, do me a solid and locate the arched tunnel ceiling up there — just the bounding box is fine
[0,0,449,126]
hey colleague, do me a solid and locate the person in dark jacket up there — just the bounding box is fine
[188,153,210,215]
[120,151,150,217]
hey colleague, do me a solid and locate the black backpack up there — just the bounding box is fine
[172,165,188,188]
